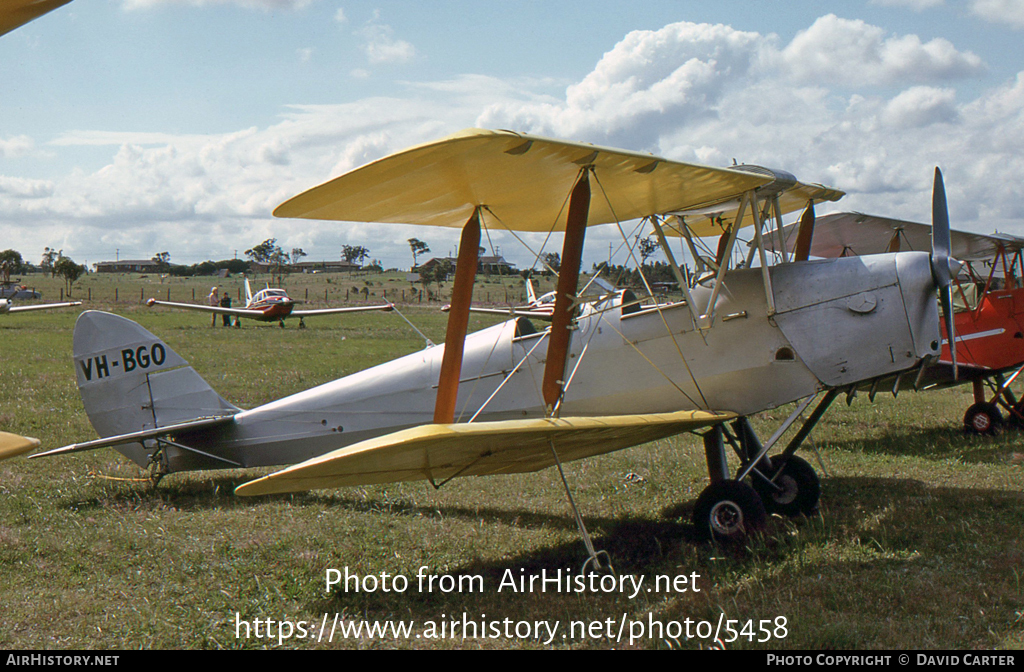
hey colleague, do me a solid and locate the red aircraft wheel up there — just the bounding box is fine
[964,402,1002,435]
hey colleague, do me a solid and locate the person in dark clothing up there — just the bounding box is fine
[219,289,233,326]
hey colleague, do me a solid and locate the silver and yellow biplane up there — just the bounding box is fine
[19,129,959,562]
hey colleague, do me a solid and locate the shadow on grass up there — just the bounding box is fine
[824,423,1023,465]
[288,475,1024,635]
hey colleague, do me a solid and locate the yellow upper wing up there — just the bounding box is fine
[235,410,734,496]
[273,128,774,232]
[661,175,845,238]
[1,0,71,37]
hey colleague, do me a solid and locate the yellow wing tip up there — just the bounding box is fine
[234,478,269,498]
[0,432,41,461]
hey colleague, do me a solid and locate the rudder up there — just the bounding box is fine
[73,311,239,466]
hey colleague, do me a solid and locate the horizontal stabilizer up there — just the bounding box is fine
[235,409,734,497]
[30,415,236,459]
[0,432,41,461]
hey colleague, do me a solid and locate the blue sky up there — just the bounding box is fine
[3,0,1024,270]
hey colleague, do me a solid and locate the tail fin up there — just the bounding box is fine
[73,311,238,466]
[526,278,537,305]
[244,276,253,305]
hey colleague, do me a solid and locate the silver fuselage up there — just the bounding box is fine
[146,252,938,471]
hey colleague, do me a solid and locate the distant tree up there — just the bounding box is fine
[637,236,659,266]
[290,247,307,265]
[408,238,430,270]
[245,239,282,264]
[542,252,561,274]
[429,259,452,293]
[0,249,24,283]
[342,245,370,265]
[54,256,86,296]
[152,251,171,270]
[246,238,289,283]
[41,247,60,278]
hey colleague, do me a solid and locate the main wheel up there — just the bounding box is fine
[752,456,820,516]
[964,402,1001,435]
[693,480,766,542]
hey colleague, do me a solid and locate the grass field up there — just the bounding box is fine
[1,272,1022,650]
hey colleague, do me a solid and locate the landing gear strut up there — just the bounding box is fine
[961,370,1024,434]
[692,391,835,541]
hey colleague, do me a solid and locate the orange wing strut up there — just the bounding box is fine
[433,209,482,424]
[793,201,816,262]
[542,170,591,411]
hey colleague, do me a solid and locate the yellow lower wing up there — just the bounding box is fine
[0,432,41,461]
[235,410,734,497]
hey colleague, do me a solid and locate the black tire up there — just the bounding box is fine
[964,402,1001,435]
[752,456,820,516]
[693,480,767,542]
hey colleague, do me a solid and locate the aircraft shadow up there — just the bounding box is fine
[300,475,1024,624]
[822,424,1022,465]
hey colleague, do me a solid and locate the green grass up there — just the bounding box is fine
[1,275,1023,649]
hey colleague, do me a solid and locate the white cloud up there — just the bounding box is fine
[478,22,767,149]
[0,176,53,199]
[0,135,34,158]
[970,0,1024,28]
[334,7,346,23]
[881,86,959,127]
[7,14,1024,267]
[779,14,983,86]
[360,22,416,64]
[869,0,944,9]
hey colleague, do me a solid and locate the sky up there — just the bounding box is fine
[3,0,1024,271]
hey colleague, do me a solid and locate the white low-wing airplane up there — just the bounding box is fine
[22,129,957,557]
[147,277,393,327]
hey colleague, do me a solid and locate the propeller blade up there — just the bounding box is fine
[931,166,958,380]
[940,285,958,380]
[931,167,952,287]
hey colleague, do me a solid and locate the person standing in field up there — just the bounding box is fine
[207,286,219,327]
[219,289,233,327]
